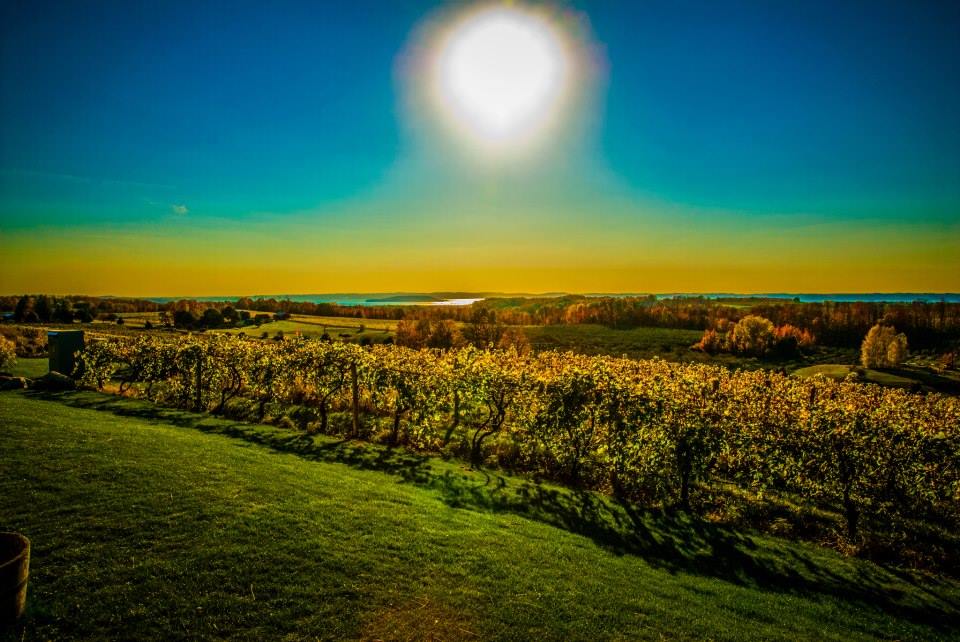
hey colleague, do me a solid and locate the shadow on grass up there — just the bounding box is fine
[29,389,960,631]
[886,366,960,394]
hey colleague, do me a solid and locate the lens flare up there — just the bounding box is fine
[400,2,595,161]
[436,7,567,143]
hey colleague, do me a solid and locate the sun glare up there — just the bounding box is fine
[431,5,571,150]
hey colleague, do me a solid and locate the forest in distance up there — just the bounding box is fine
[5,291,960,351]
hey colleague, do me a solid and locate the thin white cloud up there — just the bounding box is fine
[171,204,189,215]
[0,167,174,190]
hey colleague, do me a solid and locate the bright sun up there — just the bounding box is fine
[433,6,569,147]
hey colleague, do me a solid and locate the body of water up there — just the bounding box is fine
[146,293,960,306]
[146,294,485,306]
[646,293,960,303]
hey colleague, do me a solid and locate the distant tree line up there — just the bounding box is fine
[6,295,96,323]
[394,308,529,352]
[2,294,167,324]
[165,303,258,330]
[5,293,959,351]
[227,295,960,350]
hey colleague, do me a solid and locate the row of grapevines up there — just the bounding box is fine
[77,334,959,539]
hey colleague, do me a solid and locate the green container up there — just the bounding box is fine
[48,330,85,377]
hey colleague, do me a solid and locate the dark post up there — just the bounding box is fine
[350,362,360,438]
[194,357,203,412]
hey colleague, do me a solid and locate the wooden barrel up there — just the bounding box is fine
[0,532,30,623]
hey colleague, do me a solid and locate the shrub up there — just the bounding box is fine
[0,336,16,370]
[693,329,725,354]
[773,324,815,355]
[497,327,530,353]
[731,315,775,356]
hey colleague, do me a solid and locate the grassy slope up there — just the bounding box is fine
[5,357,48,379]
[285,314,397,331]
[793,364,960,393]
[2,392,959,641]
[521,325,863,371]
[792,364,917,385]
[217,316,395,343]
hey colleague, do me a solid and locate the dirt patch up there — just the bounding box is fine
[359,596,479,642]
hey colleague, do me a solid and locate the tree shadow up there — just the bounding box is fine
[885,366,960,394]
[29,389,960,633]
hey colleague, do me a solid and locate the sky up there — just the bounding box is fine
[1,0,958,296]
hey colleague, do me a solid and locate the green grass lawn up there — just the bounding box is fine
[520,325,854,373]
[792,363,960,393]
[116,311,164,328]
[4,357,48,379]
[2,390,959,640]
[286,314,398,332]
[217,317,394,343]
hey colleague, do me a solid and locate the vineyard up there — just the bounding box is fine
[78,334,960,549]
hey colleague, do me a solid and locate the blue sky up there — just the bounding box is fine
[1,0,958,294]
[591,1,960,217]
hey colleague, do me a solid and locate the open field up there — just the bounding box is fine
[794,364,960,394]
[115,311,164,328]
[216,315,394,343]
[285,314,397,331]
[2,389,959,641]
[523,324,703,360]
[793,364,917,386]
[521,324,862,372]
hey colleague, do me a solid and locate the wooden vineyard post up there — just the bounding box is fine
[350,362,360,438]
[194,356,203,412]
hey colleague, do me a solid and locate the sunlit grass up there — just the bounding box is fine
[4,356,48,379]
[216,317,394,343]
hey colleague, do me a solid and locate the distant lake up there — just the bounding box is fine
[645,293,960,303]
[432,298,484,306]
[146,294,485,306]
[146,293,960,305]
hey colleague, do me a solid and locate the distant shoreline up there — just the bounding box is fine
[136,292,960,305]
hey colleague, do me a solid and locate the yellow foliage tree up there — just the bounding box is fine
[730,315,775,356]
[861,323,908,368]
